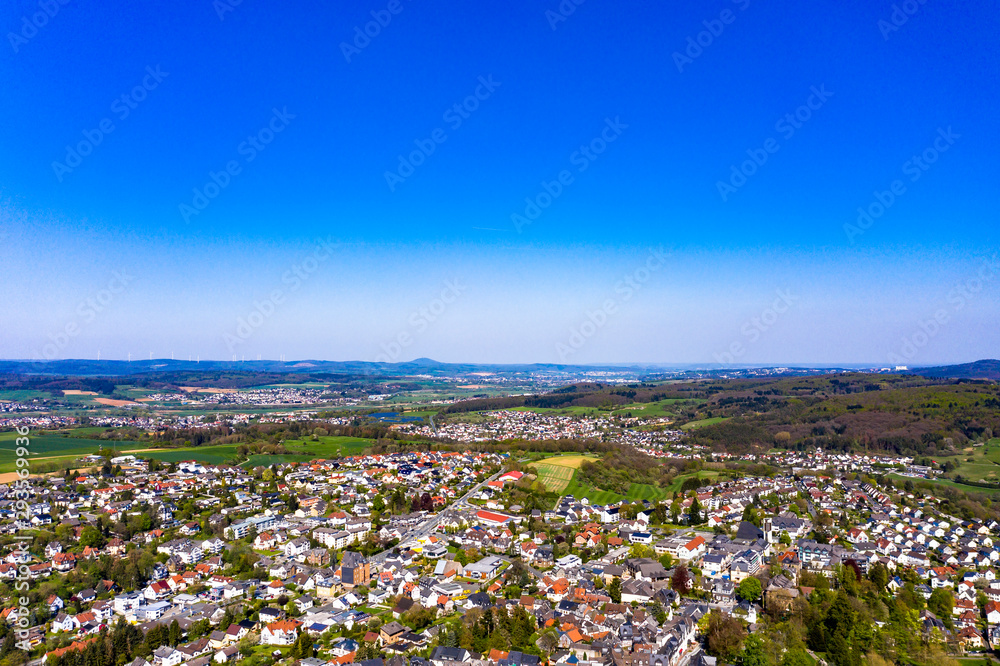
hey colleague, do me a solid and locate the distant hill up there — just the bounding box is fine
[914,359,1000,380]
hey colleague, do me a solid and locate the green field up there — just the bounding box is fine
[936,439,1000,484]
[277,436,373,457]
[241,453,316,467]
[665,470,722,492]
[611,399,705,418]
[529,455,600,493]
[0,430,377,475]
[0,431,149,473]
[0,390,49,401]
[141,445,243,465]
[680,417,729,430]
[558,469,671,505]
[887,473,1000,496]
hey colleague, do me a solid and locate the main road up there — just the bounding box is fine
[369,468,505,565]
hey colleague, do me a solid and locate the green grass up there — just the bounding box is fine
[0,431,149,472]
[665,470,722,493]
[241,453,316,468]
[623,483,669,501]
[0,389,49,401]
[278,436,373,457]
[887,473,1000,496]
[2,430,377,475]
[529,455,601,493]
[562,473,625,505]
[934,439,1000,483]
[610,399,705,418]
[558,470,670,505]
[680,417,729,431]
[142,445,242,465]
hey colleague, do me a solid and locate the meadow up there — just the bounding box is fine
[0,431,148,473]
[0,430,378,475]
[680,416,729,430]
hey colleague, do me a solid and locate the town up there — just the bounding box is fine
[0,423,994,666]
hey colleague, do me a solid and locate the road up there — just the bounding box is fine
[369,469,504,565]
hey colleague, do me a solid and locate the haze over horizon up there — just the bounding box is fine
[3,0,998,366]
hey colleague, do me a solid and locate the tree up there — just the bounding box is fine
[688,496,702,524]
[608,577,622,604]
[737,577,762,603]
[740,633,768,666]
[927,587,954,620]
[868,562,889,592]
[168,619,181,646]
[706,610,745,662]
[671,565,691,594]
[80,525,106,549]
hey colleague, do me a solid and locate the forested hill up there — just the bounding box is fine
[444,374,1000,458]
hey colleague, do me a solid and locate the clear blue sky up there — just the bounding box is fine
[2,0,997,365]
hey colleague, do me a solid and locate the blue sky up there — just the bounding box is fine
[1,0,997,365]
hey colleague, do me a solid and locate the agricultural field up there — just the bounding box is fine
[0,389,50,402]
[0,430,148,473]
[0,430,379,475]
[276,435,373,458]
[529,454,600,493]
[142,445,243,465]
